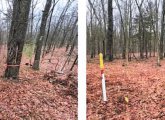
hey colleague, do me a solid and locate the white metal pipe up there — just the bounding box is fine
[102,73,107,101]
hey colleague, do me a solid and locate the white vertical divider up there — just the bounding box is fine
[78,0,86,120]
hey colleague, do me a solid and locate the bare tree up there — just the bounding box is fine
[42,0,60,58]
[32,0,52,70]
[4,0,31,79]
[106,0,113,61]
[135,0,145,59]
[160,0,165,60]
[46,0,73,53]
[30,0,39,40]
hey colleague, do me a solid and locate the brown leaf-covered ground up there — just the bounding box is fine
[0,48,77,119]
[87,57,165,120]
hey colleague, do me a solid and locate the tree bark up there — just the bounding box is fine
[106,0,113,61]
[156,0,161,66]
[4,0,31,79]
[135,0,145,59]
[33,0,52,70]
[160,0,165,59]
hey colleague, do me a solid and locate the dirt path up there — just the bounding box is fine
[87,57,165,120]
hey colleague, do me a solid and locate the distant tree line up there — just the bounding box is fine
[87,0,165,66]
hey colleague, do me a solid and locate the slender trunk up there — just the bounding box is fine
[156,0,161,66]
[135,0,145,59]
[33,0,52,70]
[160,0,165,59]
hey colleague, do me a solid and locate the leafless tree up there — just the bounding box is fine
[4,0,31,79]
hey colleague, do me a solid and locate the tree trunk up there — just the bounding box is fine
[4,0,31,79]
[156,0,161,66]
[106,0,113,61]
[135,0,145,59]
[160,0,165,59]
[33,0,52,70]
[101,0,107,58]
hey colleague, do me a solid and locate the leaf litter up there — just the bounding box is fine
[0,48,77,120]
[87,57,165,120]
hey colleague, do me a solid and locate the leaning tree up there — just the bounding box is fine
[32,0,52,70]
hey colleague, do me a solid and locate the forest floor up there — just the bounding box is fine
[87,57,165,120]
[0,47,77,119]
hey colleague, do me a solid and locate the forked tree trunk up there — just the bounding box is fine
[4,0,31,79]
[33,0,52,70]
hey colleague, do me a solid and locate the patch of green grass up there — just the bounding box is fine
[23,44,35,58]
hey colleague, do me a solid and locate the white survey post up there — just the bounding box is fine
[99,53,107,101]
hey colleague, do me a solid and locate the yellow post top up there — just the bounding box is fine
[99,53,104,69]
